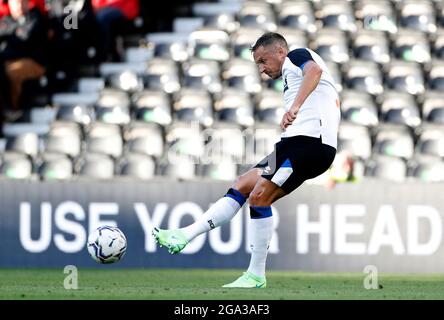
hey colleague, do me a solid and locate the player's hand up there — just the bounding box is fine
[280,109,298,130]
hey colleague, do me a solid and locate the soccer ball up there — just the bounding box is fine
[87,226,127,264]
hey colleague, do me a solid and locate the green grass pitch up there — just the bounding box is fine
[1,269,444,300]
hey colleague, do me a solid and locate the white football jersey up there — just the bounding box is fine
[281,48,341,148]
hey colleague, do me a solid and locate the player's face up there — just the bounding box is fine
[253,44,286,80]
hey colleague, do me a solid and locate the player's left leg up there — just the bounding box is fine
[222,178,286,288]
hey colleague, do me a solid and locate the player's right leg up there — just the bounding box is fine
[152,168,262,254]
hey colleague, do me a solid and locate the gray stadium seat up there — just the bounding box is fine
[379,91,421,128]
[143,58,180,94]
[86,123,123,159]
[95,89,131,125]
[238,1,277,31]
[422,91,444,124]
[55,104,95,127]
[344,60,383,96]
[173,88,214,127]
[161,159,196,180]
[255,89,285,125]
[365,155,407,182]
[373,124,414,159]
[398,0,437,33]
[392,29,431,64]
[118,153,156,180]
[0,152,33,179]
[146,32,189,62]
[124,47,154,63]
[192,2,240,33]
[77,78,105,93]
[338,122,372,160]
[317,0,357,32]
[106,70,143,93]
[340,90,379,127]
[354,0,397,33]
[415,125,444,158]
[5,132,40,158]
[181,58,222,93]
[38,153,73,180]
[188,28,230,62]
[199,162,238,181]
[433,30,444,59]
[203,123,245,164]
[223,58,262,94]
[132,90,172,126]
[214,88,255,127]
[165,121,205,161]
[311,29,350,63]
[408,155,444,182]
[428,60,444,91]
[277,0,317,33]
[351,29,390,64]
[45,122,82,158]
[385,60,425,95]
[77,153,115,179]
[325,61,343,93]
[124,122,164,158]
[232,27,264,61]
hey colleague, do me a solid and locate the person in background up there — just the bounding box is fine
[0,0,49,121]
[91,0,139,61]
[325,151,357,190]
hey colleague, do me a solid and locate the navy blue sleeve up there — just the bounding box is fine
[287,48,315,70]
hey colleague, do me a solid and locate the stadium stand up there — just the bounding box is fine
[1,0,444,182]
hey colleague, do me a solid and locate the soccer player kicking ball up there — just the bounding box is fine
[153,32,341,288]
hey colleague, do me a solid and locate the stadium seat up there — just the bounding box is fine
[118,153,156,180]
[52,92,99,108]
[338,122,372,160]
[45,122,82,158]
[5,133,40,159]
[188,28,231,62]
[192,2,241,34]
[343,60,384,96]
[143,58,181,94]
[392,29,431,64]
[340,90,379,127]
[203,122,246,164]
[38,153,73,181]
[86,123,123,159]
[407,155,444,182]
[132,89,172,126]
[232,27,264,61]
[124,122,164,159]
[253,123,281,163]
[106,70,144,93]
[365,155,407,182]
[354,0,397,33]
[238,1,277,31]
[422,90,444,124]
[276,27,308,50]
[0,152,34,180]
[398,0,437,33]
[165,121,205,161]
[277,0,317,33]
[427,60,444,91]
[432,29,444,59]
[124,47,154,63]
[325,61,343,93]
[372,124,414,159]
[95,89,131,125]
[222,58,262,94]
[385,60,425,95]
[173,88,214,127]
[99,62,146,78]
[310,29,350,63]
[317,0,357,32]
[199,162,238,181]
[351,29,390,64]
[214,88,255,127]
[55,104,95,128]
[146,32,189,62]
[415,124,444,158]
[255,89,285,125]
[161,158,196,180]
[379,91,422,128]
[181,58,222,94]
[77,153,115,179]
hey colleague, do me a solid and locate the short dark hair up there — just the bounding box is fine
[250,32,288,52]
